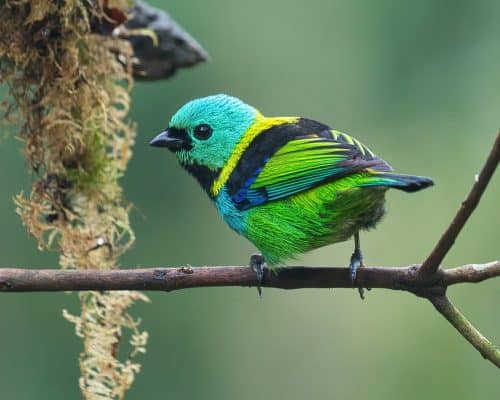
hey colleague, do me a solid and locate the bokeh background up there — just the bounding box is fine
[1,1,499,399]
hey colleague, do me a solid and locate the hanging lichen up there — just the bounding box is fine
[63,290,150,399]
[0,1,147,398]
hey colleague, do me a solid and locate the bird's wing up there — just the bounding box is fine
[226,118,391,210]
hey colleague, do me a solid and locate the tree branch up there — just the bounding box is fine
[1,261,499,368]
[418,132,500,276]
[0,132,498,369]
[0,261,498,293]
[428,295,500,368]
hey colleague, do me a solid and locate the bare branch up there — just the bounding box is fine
[442,261,500,285]
[419,132,500,276]
[0,261,498,293]
[1,262,499,369]
[428,295,500,368]
[0,132,498,370]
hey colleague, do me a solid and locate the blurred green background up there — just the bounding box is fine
[1,0,499,398]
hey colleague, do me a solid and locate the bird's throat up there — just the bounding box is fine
[182,162,221,199]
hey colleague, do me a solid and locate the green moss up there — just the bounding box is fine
[1,1,147,398]
[65,129,116,197]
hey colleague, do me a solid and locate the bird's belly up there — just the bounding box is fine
[243,184,387,265]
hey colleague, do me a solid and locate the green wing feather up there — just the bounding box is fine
[252,138,349,197]
[232,129,391,209]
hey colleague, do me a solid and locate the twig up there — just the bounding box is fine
[428,295,500,368]
[418,132,500,276]
[442,261,500,285]
[0,261,498,293]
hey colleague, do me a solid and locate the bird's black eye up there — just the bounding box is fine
[193,124,213,140]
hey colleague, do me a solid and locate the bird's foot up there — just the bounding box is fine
[349,249,369,300]
[349,248,363,282]
[249,253,266,298]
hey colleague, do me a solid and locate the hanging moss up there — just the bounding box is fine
[1,1,147,398]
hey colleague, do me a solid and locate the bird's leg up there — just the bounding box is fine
[249,253,266,298]
[349,232,368,299]
[349,232,363,280]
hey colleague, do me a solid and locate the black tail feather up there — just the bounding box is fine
[379,173,434,192]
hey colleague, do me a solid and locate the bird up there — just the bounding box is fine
[150,94,434,297]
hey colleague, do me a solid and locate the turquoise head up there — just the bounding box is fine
[150,94,257,170]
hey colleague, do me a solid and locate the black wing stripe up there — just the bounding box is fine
[225,118,332,196]
[225,118,391,198]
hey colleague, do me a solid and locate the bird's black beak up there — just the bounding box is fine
[149,128,184,150]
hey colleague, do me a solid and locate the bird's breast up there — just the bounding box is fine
[214,188,247,235]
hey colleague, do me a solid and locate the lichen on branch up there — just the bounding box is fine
[0,1,147,398]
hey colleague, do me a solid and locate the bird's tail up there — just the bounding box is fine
[361,172,434,193]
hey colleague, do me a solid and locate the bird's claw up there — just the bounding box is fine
[249,253,266,298]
